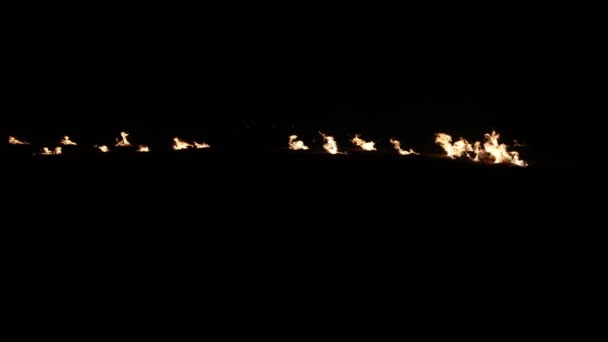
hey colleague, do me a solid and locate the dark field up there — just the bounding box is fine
[1,149,606,336]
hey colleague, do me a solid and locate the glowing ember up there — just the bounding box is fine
[481,131,527,167]
[194,142,211,149]
[513,140,527,147]
[96,145,110,153]
[60,136,77,146]
[389,139,419,156]
[137,145,150,153]
[351,134,377,151]
[115,132,131,147]
[40,147,62,156]
[9,136,29,145]
[320,132,341,155]
[435,133,473,159]
[288,135,309,151]
[173,137,193,151]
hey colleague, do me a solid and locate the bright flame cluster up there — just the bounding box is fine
[173,137,211,151]
[435,131,527,167]
[292,133,416,156]
[6,130,527,167]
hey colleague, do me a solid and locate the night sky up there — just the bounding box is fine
[1,16,604,160]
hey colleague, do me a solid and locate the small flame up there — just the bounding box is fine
[194,142,211,149]
[115,132,131,147]
[389,139,419,156]
[9,136,29,145]
[351,134,377,151]
[137,145,150,153]
[60,136,77,146]
[95,145,110,153]
[320,132,341,155]
[473,141,482,162]
[40,147,62,156]
[435,133,473,159]
[173,137,193,150]
[289,135,309,151]
[513,140,527,147]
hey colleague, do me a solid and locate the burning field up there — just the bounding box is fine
[5,129,527,167]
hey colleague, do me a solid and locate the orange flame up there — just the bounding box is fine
[288,135,309,151]
[137,145,150,153]
[115,132,131,147]
[435,133,473,159]
[436,131,527,167]
[351,134,377,151]
[8,136,29,145]
[389,139,419,156]
[173,137,193,150]
[194,142,211,149]
[40,147,62,156]
[60,136,77,146]
[95,145,110,153]
[320,132,341,155]
[481,131,527,167]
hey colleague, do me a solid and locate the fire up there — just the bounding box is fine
[288,135,309,151]
[173,137,193,150]
[60,136,77,146]
[9,136,29,145]
[389,139,419,156]
[351,134,377,151]
[172,138,210,150]
[115,132,131,147]
[436,131,527,167]
[481,131,527,167]
[137,145,150,153]
[40,147,62,156]
[435,133,473,159]
[194,142,211,149]
[96,145,110,153]
[320,132,341,155]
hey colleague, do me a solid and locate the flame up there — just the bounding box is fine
[481,131,527,167]
[40,147,62,156]
[115,132,131,147]
[288,135,309,151]
[351,134,377,151]
[320,132,341,155]
[137,145,150,153]
[173,137,193,150]
[435,133,473,159]
[436,131,527,167]
[473,141,482,162]
[194,142,211,149]
[95,145,110,153]
[9,136,29,145]
[60,136,77,146]
[389,139,419,156]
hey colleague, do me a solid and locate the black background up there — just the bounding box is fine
[1,16,607,336]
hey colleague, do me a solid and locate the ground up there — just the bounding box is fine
[0,149,606,335]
